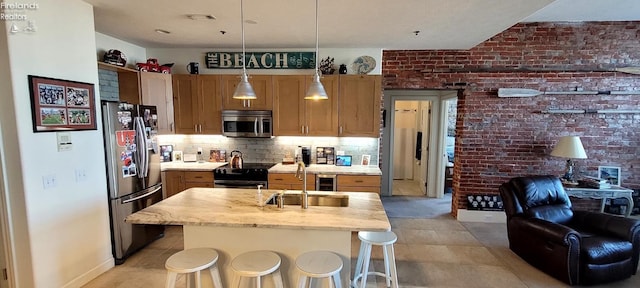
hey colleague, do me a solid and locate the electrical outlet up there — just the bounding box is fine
[42,174,57,189]
[75,169,87,183]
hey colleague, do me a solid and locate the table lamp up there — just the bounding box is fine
[550,136,587,182]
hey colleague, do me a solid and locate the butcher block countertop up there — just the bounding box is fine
[125,188,390,231]
[269,163,382,175]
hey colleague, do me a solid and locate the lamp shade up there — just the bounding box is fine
[232,72,256,100]
[550,136,587,159]
[304,73,328,100]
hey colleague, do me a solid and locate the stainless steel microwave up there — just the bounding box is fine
[222,110,272,138]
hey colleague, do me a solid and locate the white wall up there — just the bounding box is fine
[0,19,34,288]
[4,0,112,287]
[95,32,147,70]
[147,47,382,75]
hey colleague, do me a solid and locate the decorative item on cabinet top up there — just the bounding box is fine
[319,57,335,75]
[205,51,316,69]
[136,58,172,74]
[351,56,376,74]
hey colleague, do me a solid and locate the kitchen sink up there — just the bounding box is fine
[266,193,349,207]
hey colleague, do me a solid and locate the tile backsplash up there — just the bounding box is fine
[157,135,379,165]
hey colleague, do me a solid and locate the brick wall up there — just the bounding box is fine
[382,22,640,217]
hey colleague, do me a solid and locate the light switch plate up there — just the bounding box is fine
[57,132,72,152]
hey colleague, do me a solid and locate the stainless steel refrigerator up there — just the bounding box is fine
[101,101,164,264]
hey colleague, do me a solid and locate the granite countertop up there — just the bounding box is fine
[269,163,382,175]
[161,161,227,171]
[125,188,390,231]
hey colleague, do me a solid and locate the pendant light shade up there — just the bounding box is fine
[304,0,328,100]
[232,0,257,100]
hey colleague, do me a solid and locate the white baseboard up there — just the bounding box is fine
[457,209,506,223]
[63,257,114,288]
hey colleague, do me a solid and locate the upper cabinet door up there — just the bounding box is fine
[273,75,306,136]
[305,75,339,136]
[338,75,381,137]
[140,72,174,134]
[221,75,273,110]
[197,75,222,134]
[171,74,198,134]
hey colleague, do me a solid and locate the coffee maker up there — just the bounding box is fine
[301,147,311,166]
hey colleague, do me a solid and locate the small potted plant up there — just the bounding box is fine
[318,56,335,75]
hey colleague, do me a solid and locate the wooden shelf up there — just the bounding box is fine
[97,61,139,73]
[541,109,640,114]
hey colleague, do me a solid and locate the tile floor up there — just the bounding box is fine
[82,180,639,288]
[82,218,640,288]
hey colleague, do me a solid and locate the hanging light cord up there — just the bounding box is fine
[241,0,247,74]
[314,0,319,76]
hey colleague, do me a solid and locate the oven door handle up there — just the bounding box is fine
[122,186,162,204]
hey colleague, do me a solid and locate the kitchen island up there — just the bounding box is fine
[125,187,390,288]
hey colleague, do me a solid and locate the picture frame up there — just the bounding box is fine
[172,151,183,162]
[361,154,371,166]
[598,166,621,186]
[159,145,173,162]
[28,75,96,132]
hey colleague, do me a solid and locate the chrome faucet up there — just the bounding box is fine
[295,161,309,209]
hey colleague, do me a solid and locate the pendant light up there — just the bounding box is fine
[304,0,328,100]
[232,0,257,100]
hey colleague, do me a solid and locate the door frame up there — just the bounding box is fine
[381,89,457,197]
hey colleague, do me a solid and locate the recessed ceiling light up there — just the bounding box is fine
[155,29,171,34]
[187,14,216,20]
[245,19,257,24]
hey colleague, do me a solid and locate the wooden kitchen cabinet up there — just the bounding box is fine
[268,173,316,191]
[273,75,339,136]
[98,62,141,104]
[162,171,185,198]
[338,75,382,137]
[140,72,174,134]
[337,175,381,193]
[162,170,215,198]
[172,74,222,134]
[222,75,273,110]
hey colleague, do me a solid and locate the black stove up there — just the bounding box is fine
[213,163,275,188]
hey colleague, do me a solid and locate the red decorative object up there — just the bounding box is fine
[136,58,171,74]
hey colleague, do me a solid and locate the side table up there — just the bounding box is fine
[564,186,635,217]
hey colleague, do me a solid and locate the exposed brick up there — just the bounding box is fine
[383,22,640,217]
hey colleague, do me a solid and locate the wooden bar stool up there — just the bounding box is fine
[231,250,284,288]
[295,250,343,288]
[165,248,223,288]
[352,231,399,288]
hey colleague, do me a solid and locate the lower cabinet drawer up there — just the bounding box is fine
[336,175,380,193]
[184,171,214,183]
[337,185,380,193]
[337,175,380,187]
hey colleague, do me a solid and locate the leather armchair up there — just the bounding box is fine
[499,175,640,285]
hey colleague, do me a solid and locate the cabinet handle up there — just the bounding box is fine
[301,126,304,134]
[194,125,198,133]
[355,180,364,183]
[305,126,309,134]
[247,100,251,108]
[275,178,283,181]
[194,176,203,179]
[199,124,202,133]
[339,126,343,134]
[170,122,174,132]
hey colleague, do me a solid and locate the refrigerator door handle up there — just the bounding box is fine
[134,117,148,178]
[122,185,162,204]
